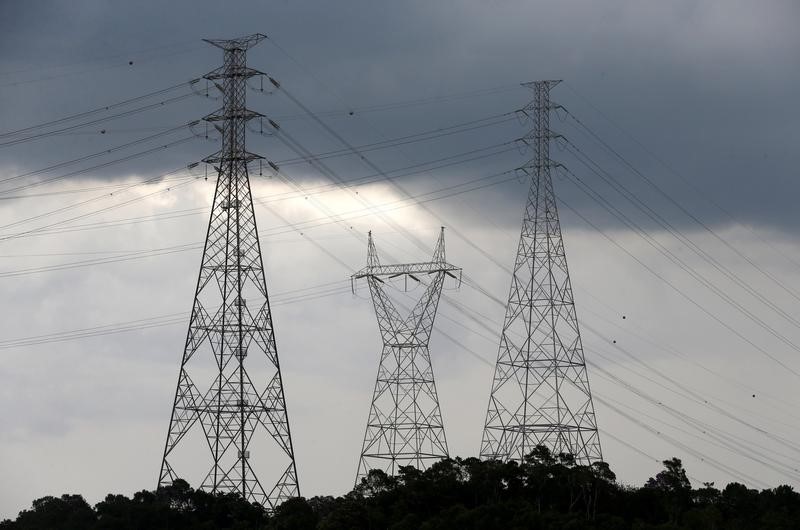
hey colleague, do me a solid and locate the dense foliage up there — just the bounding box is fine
[3,448,800,529]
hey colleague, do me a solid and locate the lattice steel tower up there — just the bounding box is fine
[158,34,299,509]
[480,80,602,464]
[353,229,461,484]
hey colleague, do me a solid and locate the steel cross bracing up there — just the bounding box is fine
[480,80,602,465]
[158,34,299,510]
[353,228,461,484]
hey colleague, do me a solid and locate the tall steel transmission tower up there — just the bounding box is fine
[480,80,602,465]
[353,229,461,483]
[158,34,299,509]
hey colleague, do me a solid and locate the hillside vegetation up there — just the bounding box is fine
[3,447,798,529]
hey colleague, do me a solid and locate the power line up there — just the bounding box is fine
[589,362,798,484]
[437,279,772,486]
[562,81,800,270]
[264,34,522,118]
[0,122,195,189]
[7,46,788,482]
[559,132,800,344]
[264,65,800,474]
[0,136,195,201]
[0,78,200,139]
[0,169,519,276]
[576,299,800,420]
[0,46,201,89]
[588,343,800,468]
[0,165,197,242]
[562,111,800,310]
[0,280,352,350]
[556,168,800,376]
[443,279,795,486]
[273,80,517,276]
[268,113,515,167]
[0,93,196,148]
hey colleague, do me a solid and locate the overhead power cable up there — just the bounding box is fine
[576,299,800,418]
[0,172,195,201]
[278,78,800,442]
[589,362,798,484]
[584,321,800,435]
[561,80,800,274]
[264,33,521,118]
[266,71,800,463]
[0,122,195,189]
[447,277,800,462]
[551,127,800,345]
[0,169,518,276]
[0,47,201,90]
[264,52,800,478]
[0,165,197,242]
[270,98,796,484]
[0,145,512,238]
[556,168,800,377]
[0,79,200,139]
[436,282,770,485]
[0,280,351,349]
[587,343,800,467]
[0,92,196,148]
[0,167,516,244]
[562,113,800,314]
[442,280,798,484]
[0,136,195,200]
[591,391,768,488]
[272,81,516,274]
[0,39,198,79]
[270,113,515,167]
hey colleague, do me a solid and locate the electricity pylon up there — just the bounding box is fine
[158,34,299,509]
[480,80,602,465]
[353,228,461,484]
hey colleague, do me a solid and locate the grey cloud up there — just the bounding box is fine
[0,1,798,231]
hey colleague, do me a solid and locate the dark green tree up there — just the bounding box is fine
[644,457,692,525]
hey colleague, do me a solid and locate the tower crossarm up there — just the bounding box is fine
[517,130,564,149]
[353,261,461,279]
[204,65,267,81]
[203,108,265,122]
[203,33,267,51]
[202,150,265,165]
[517,161,564,173]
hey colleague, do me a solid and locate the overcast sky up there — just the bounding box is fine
[1,0,800,520]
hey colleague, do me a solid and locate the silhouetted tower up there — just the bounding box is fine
[480,80,602,464]
[353,228,461,484]
[158,34,299,509]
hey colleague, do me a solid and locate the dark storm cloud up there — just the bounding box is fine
[1,0,799,232]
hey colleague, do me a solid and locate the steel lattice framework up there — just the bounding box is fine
[480,80,602,465]
[158,34,299,509]
[353,229,461,484]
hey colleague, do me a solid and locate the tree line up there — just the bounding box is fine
[3,447,799,529]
